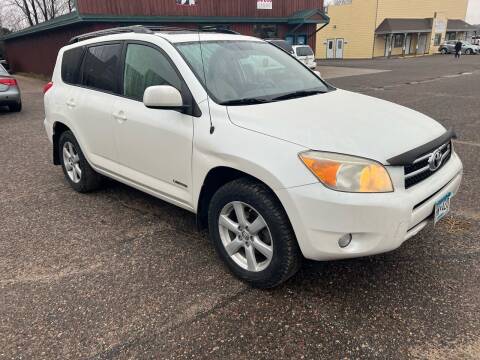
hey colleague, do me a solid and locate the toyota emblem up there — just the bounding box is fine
[428,150,443,171]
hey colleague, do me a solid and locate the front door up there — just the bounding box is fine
[385,35,392,57]
[113,42,194,205]
[417,34,427,54]
[335,38,344,59]
[326,39,335,59]
[405,35,412,55]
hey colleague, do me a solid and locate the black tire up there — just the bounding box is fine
[9,102,22,112]
[208,178,302,288]
[466,49,473,55]
[440,48,448,55]
[59,130,103,193]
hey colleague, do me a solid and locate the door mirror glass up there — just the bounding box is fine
[143,85,184,109]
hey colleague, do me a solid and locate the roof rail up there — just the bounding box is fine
[69,25,240,44]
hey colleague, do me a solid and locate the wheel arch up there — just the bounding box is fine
[196,166,288,230]
[52,121,71,165]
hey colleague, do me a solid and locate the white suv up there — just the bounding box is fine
[44,26,463,288]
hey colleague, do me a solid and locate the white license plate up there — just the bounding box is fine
[434,192,452,225]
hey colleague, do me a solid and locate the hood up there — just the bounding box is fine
[226,89,446,164]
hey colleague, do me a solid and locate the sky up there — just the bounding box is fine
[467,0,480,24]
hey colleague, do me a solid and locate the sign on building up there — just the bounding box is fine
[257,0,273,10]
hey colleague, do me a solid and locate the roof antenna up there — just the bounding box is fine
[197,27,215,135]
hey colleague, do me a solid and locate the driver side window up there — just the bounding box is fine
[123,44,182,101]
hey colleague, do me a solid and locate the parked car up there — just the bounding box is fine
[265,39,294,55]
[0,63,21,112]
[439,40,479,55]
[44,27,463,288]
[292,45,317,69]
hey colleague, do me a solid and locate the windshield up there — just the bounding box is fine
[176,40,330,105]
[296,46,314,57]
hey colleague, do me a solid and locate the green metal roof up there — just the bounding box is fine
[2,8,329,41]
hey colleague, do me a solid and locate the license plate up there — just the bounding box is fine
[434,192,452,225]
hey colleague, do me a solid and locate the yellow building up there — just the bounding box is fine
[316,0,476,59]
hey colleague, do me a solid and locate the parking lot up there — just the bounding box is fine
[1,55,479,359]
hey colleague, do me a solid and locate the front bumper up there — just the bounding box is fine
[277,152,463,261]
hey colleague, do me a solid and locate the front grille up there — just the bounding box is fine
[404,142,452,189]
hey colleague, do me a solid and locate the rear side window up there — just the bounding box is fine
[61,47,84,84]
[123,44,182,101]
[296,46,314,57]
[81,43,122,93]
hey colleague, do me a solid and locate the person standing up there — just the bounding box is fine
[455,40,463,59]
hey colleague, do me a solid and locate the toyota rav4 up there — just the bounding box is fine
[44,26,463,288]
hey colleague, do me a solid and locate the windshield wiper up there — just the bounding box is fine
[272,90,326,102]
[220,98,271,106]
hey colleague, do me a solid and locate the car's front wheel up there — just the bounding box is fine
[208,178,302,288]
[59,131,103,193]
[466,49,473,55]
[440,48,448,55]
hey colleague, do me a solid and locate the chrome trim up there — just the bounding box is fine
[405,147,451,180]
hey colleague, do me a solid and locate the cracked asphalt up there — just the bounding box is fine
[1,55,479,359]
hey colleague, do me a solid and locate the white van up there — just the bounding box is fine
[44,26,463,288]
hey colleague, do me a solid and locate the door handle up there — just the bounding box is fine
[66,99,76,108]
[113,111,127,123]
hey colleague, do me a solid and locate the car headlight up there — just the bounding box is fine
[299,151,394,193]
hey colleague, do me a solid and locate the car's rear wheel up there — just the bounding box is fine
[59,131,103,193]
[208,178,302,288]
[9,102,22,112]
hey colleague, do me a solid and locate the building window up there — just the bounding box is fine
[253,24,278,39]
[394,34,404,48]
[434,33,443,46]
[446,32,456,41]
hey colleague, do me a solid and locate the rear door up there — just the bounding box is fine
[72,42,123,167]
[112,42,194,205]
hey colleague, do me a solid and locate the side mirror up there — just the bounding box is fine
[143,85,184,109]
[314,70,322,77]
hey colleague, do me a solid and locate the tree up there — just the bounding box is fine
[0,0,75,30]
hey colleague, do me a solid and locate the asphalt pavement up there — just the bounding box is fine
[1,54,479,359]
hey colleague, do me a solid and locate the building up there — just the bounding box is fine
[316,0,476,59]
[3,0,328,76]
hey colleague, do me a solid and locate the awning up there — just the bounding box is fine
[288,9,330,25]
[375,18,433,35]
[447,19,478,32]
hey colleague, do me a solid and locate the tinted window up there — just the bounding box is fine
[81,44,122,93]
[296,46,314,57]
[62,46,84,84]
[123,44,182,101]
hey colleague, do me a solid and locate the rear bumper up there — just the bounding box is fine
[0,87,21,105]
[277,152,463,261]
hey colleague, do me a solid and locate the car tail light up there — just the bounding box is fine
[43,81,53,94]
[0,78,17,86]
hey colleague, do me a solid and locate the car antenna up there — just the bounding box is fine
[197,29,215,135]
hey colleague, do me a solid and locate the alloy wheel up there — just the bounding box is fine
[218,201,273,272]
[62,141,82,183]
